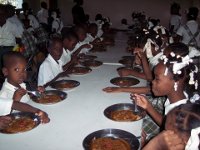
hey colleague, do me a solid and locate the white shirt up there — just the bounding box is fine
[7,15,24,34]
[176,20,200,47]
[37,8,48,24]
[38,54,64,86]
[73,40,92,54]
[0,98,13,116]
[170,15,181,32]
[0,79,30,103]
[164,98,188,115]
[59,48,72,65]
[28,14,40,29]
[52,18,64,34]
[0,20,23,46]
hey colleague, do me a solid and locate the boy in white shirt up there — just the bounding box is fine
[0,51,43,103]
[38,37,64,86]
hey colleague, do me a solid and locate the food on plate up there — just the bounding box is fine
[3,117,36,133]
[90,137,131,150]
[71,67,91,74]
[111,110,141,121]
[37,94,61,104]
[54,82,76,89]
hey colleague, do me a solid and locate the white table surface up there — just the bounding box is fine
[0,32,146,150]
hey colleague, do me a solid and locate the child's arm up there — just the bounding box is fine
[12,101,50,124]
[142,130,185,150]
[103,87,151,94]
[131,94,163,126]
[13,88,27,101]
[118,68,147,80]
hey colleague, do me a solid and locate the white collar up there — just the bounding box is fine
[165,98,188,115]
[3,78,26,92]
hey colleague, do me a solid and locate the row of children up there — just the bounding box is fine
[102,8,200,149]
[0,17,114,130]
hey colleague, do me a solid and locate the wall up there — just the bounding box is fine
[26,0,199,28]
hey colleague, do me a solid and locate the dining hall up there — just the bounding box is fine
[0,0,200,149]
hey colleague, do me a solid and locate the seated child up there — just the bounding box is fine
[143,103,200,150]
[38,37,64,86]
[73,25,93,54]
[0,51,43,103]
[0,90,50,129]
[132,42,198,126]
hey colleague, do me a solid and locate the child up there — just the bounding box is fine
[143,103,200,149]
[0,90,50,130]
[38,37,64,86]
[132,42,198,126]
[73,25,93,54]
[0,51,43,103]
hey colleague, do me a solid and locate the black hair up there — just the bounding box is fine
[170,2,180,15]
[174,103,200,135]
[41,1,47,9]
[2,51,26,68]
[62,31,78,41]
[95,13,103,21]
[47,37,62,50]
[187,7,199,20]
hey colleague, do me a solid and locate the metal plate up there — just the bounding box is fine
[117,67,142,73]
[104,103,146,122]
[110,77,140,87]
[79,55,97,61]
[118,59,134,67]
[70,67,92,75]
[81,60,103,68]
[83,128,139,150]
[50,80,80,90]
[0,112,40,134]
[31,90,67,104]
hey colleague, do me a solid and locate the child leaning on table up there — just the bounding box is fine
[0,51,44,103]
[143,103,200,150]
[132,42,198,128]
[0,90,50,130]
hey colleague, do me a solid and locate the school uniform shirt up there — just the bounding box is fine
[0,79,30,103]
[164,98,188,115]
[0,98,13,116]
[28,14,40,29]
[59,48,72,65]
[0,20,23,46]
[170,15,181,33]
[176,20,200,48]
[73,40,92,54]
[52,18,64,34]
[7,15,24,34]
[38,54,64,86]
[37,8,48,24]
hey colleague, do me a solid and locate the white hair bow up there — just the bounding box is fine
[185,126,200,150]
[190,94,200,103]
[143,38,159,59]
[153,25,166,35]
[171,55,193,75]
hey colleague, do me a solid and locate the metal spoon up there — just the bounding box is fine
[27,91,42,98]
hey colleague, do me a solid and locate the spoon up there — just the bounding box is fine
[27,90,42,98]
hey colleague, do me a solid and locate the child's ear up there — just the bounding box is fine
[2,67,8,77]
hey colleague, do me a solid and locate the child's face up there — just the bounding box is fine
[3,58,27,87]
[77,29,86,42]
[49,41,63,61]
[152,62,174,96]
[63,38,77,51]
[90,27,98,37]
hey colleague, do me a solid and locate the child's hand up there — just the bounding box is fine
[37,86,45,93]
[81,44,92,49]
[0,116,12,129]
[147,130,185,150]
[118,68,133,77]
[13,88,26,101]
[36,110,50,124]
[102,87,122,93]
[130,93,151,110]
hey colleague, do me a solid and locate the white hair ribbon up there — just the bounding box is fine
[190,94,200,103]
[153,25,166,35]
[185,126,200,150]
[143,38,159,59]
[171,55,193,75]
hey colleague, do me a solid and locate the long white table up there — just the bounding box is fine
[0,32,146,150]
